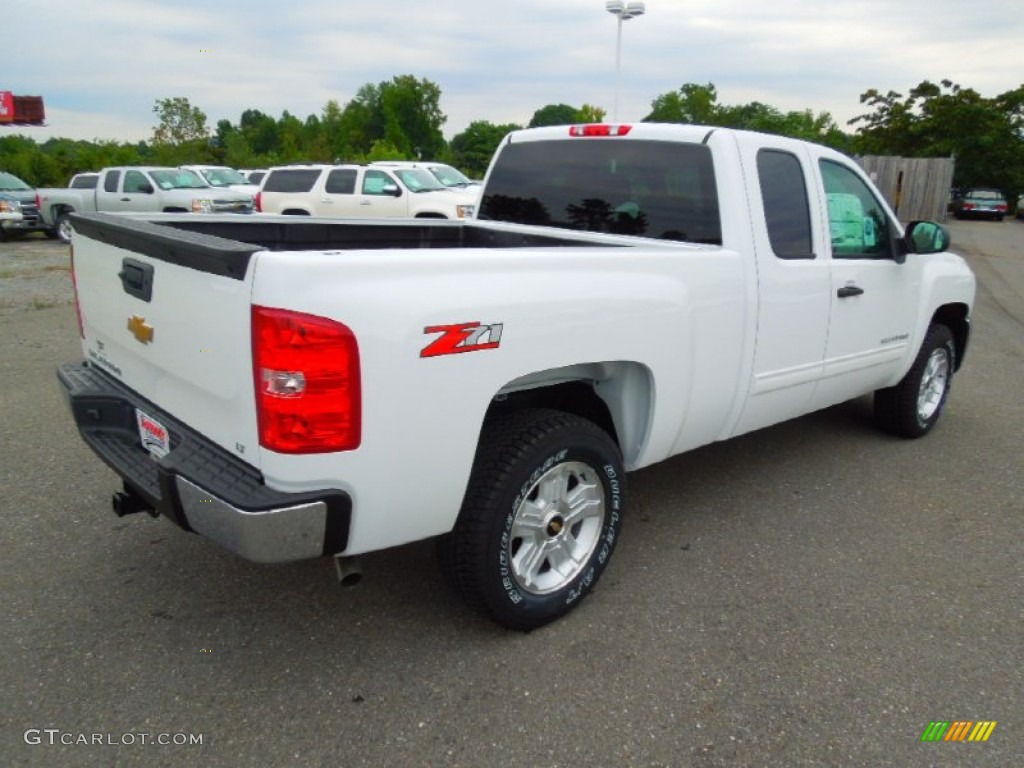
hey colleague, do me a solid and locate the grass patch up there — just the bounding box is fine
[31,297,62,310]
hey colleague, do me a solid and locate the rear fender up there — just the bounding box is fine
[494,361,654,468]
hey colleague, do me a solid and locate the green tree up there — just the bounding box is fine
[450,120,522,178]
[238,109,280,158]
[643,82,848,149]
[338,86,380,159]
[152,96,209,144]
[577,104,607,124]
[378,75,446,159]
[276,110,306,163]
[850,79,1024,197]
[363,139,407,162]
[645,83,720,124]
[529,104,580,128]
[151,97,211,164]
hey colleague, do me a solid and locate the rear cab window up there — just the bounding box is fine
[480,139,722,244]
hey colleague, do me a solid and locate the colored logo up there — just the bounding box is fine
[127,314,154,344]
[920,721,996,742]
[421,321,503,358]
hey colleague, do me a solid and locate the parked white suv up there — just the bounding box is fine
[255,164,476,219]
[181,165,259,196]
[370,161,479,189]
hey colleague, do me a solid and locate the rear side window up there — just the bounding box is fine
[757,150,813,259]
[480,139,722,244]
[263,169,321,193]
[103,172,121,193]
[70,175,97,189]
[325,169,357,194]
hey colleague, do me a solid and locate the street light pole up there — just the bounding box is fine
[605,1,646,122]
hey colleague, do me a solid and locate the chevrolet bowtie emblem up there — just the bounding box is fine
[127,315,154,344]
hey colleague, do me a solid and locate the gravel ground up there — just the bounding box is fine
[0,235,75,314]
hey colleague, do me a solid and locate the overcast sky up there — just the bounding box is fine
[4,0,1023,146]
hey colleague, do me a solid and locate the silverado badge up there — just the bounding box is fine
[127,315,154,344]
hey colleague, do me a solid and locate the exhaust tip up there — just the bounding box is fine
[333,555,363,588]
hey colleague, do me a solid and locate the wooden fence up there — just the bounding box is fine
[855,155,955,223]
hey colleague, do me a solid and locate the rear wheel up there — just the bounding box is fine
[55,212,74,244]
[438,408,625,630]
[874,324,955,438]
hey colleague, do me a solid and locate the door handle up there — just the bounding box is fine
[837,285,864,298]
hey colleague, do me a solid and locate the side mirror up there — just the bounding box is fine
[901,220,950,258]
[382,183,401,197]
[137,182,154,195]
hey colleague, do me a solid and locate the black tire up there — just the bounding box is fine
[55,212,74,244]
[874,324,956,438]
[438,408,625,630]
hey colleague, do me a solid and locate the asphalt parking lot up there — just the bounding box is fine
[2,221,1022,767]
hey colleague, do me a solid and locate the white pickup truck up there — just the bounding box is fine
[36,166,255,243]
[58,123,975,630]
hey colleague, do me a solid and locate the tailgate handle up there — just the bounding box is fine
[118,258,154,302]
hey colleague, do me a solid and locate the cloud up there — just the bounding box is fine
[2,0,1021,144]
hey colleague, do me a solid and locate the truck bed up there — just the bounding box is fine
[71,212,622,274]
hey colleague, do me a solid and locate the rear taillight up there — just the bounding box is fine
[255,191,262,213]
[252,306,361,453]
[70,245,84,339]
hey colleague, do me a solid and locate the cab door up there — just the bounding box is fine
[94,170,122,211]
[117,170,160,213]
[354,169,408,218]
[730,137,832,436]
[808,158,920,410]
[314,168,357,217]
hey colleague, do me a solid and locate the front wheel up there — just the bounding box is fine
[438,409,625,630]
[874,324,956,438]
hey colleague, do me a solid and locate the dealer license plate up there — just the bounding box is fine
[136,409,170,458]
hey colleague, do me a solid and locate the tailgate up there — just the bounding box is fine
[70,213,262,466]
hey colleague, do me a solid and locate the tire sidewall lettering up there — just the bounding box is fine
[496,444,623,612]
[916,340,954,430]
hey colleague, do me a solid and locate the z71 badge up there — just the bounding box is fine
[421,321,504,358]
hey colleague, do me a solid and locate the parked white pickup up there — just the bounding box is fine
[36,166,254,243]
[58,123,975,629]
